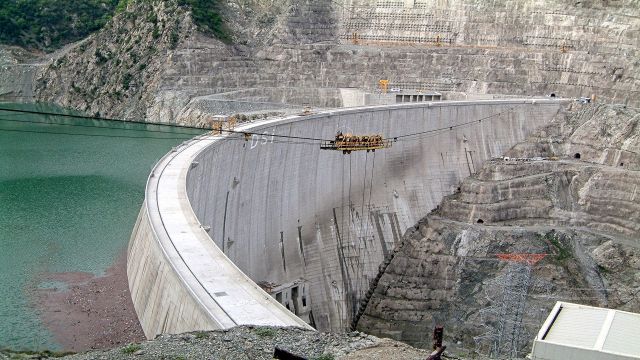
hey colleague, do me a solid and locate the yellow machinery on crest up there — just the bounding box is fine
[210,115,237,135]
[378,79,389,93]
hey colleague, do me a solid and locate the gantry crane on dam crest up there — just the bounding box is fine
[320,131,392,154]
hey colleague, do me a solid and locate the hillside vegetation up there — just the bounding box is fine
[0,0,228,52]
[176,0,229,41]
[0,0,118,51]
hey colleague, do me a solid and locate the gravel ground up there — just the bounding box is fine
[0,326,445,360]
[33,252,145,352]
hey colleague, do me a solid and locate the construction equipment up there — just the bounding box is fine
[378,79,389,93]
[210,115,237,135]
[211,121,223,135]
[227,116,237,130]
[320,132,392,154]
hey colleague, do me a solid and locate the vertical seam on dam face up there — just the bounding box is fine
[280,231,287,273]
[298,225,307,267]
[128,100,568,337]
[222,190,230,254]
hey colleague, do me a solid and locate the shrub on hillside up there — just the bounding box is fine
[0,0,119,51]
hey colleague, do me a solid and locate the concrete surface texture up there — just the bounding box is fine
[127,133,312,340]
[357,104,640,357]
[176,99,567,335]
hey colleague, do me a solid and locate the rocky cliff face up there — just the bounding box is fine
[224,0,337,47]
[30,0,335,123]
[29,0,640,125]
[0,46,39,102]
[357,104,640,357]
[33,0,203,121]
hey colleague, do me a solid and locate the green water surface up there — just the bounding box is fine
[0,103,204,350]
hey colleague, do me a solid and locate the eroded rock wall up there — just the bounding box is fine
[0,47,37,102]
[33,0,203,120]
[357,104,640,357]
[30,0,640,124]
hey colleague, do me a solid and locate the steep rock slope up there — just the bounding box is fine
[0,46,38,102]
[33,0,205,120]
[31,0,640,124]
[357,104,640,357]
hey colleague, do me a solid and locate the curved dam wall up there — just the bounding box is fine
[178,99,567,333]
[128,99,568,338]
[127,134,312,340]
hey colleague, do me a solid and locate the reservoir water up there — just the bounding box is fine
[0,103,204,350]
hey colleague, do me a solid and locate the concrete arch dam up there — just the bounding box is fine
[127,99,567,339]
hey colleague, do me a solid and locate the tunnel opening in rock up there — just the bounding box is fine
[476,219,484,224]
[574,153,581,159]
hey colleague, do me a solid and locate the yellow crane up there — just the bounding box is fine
[320,132,392,154]
[378,79,389,93]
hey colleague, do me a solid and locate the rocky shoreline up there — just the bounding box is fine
[33,251,145,352]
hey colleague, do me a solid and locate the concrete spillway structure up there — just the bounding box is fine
[128,99,567,338]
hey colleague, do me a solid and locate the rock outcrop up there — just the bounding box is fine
[33,0,205,121]
[357,104,640,357]
[0,326,435,360]
[0,46,38,102]
[27,0,640,124]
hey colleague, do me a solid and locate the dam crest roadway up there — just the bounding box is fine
[127,99,569,338]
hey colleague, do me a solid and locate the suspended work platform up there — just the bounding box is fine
[320,132,392,154]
